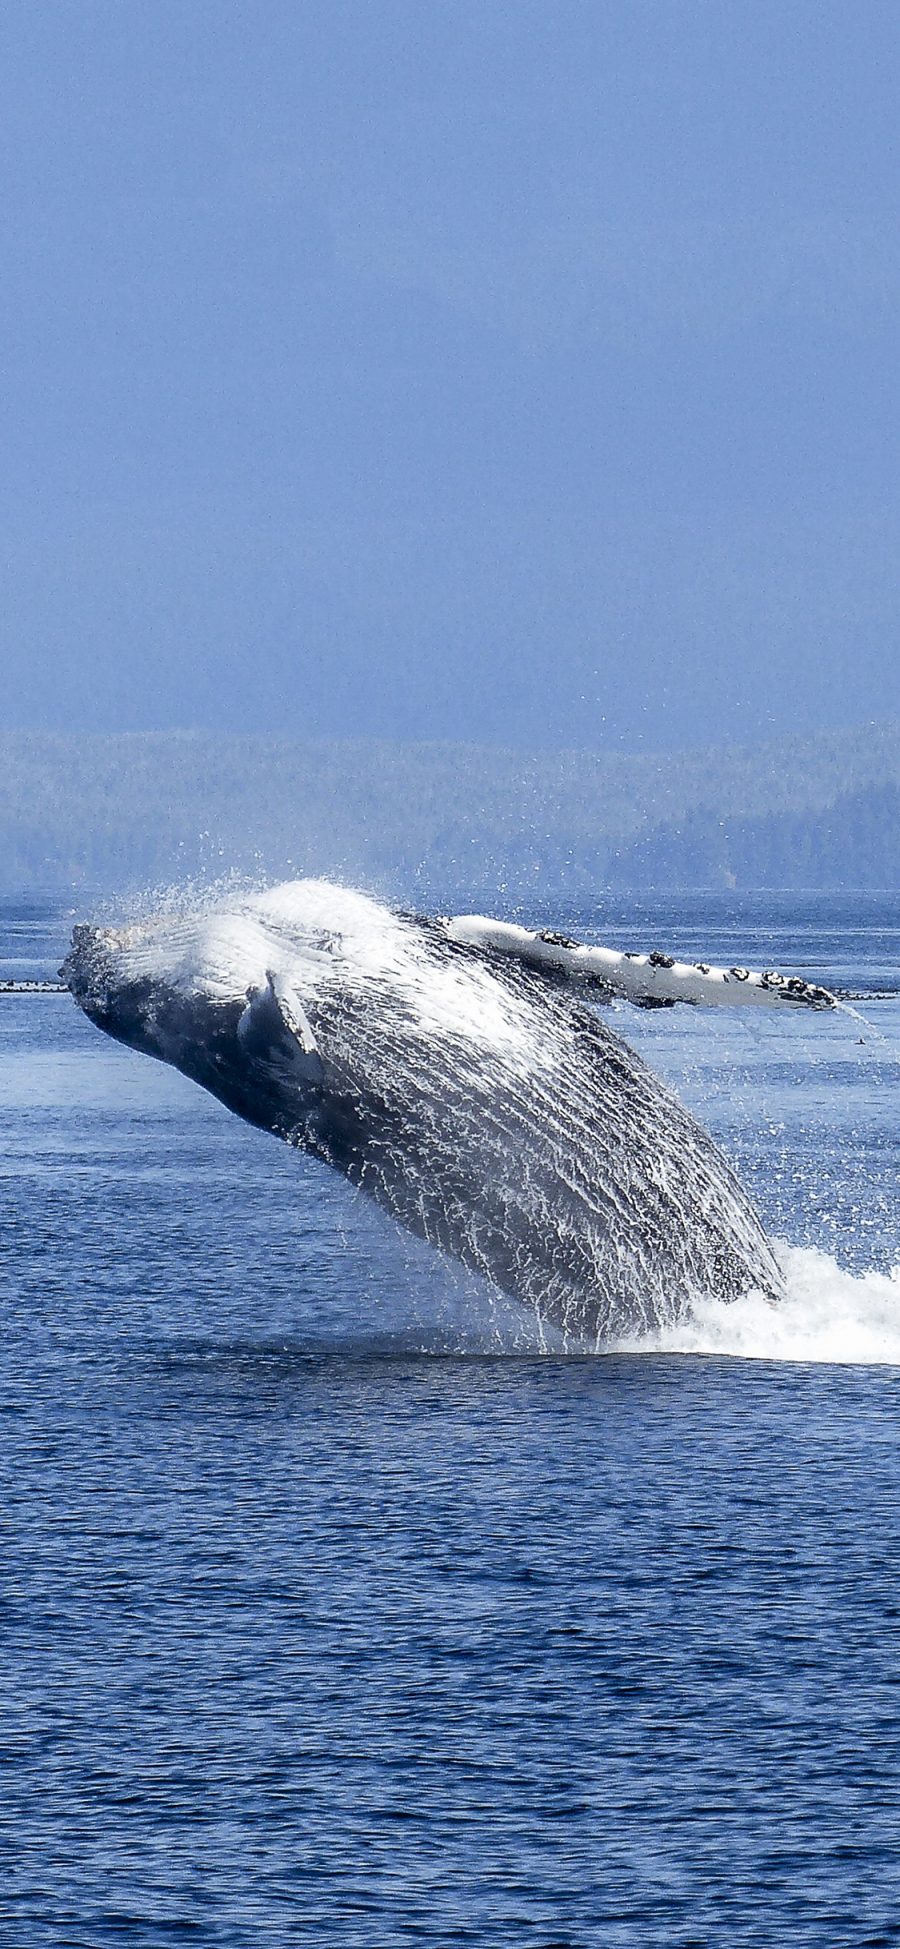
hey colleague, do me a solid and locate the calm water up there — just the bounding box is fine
[1,890,898,1946]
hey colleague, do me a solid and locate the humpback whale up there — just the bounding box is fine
[62,880,835,1345]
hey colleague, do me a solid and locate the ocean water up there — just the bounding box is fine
[1,888,898,1947]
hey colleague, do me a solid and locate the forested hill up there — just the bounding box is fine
[1,722,898,899]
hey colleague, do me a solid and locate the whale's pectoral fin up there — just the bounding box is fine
[237,971,325,1091]
[442,916,837,1012]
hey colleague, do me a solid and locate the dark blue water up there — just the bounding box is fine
[2,891,899,1946]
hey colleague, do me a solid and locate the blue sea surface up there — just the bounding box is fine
[1,890,898,1946]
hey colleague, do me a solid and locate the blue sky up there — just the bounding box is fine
[1,1,898,749]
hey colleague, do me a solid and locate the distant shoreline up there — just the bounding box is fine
[0,722,897,897]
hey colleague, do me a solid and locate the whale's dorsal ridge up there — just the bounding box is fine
[237,970,324,1092]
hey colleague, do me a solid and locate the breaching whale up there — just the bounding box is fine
[62,880,835,1345]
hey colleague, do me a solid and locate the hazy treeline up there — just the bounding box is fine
[1,722,898,900]
[613,782,900,891]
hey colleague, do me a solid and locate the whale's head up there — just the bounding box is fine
[60,882,401,1128]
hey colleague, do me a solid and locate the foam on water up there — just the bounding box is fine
[612,1243,900,1365]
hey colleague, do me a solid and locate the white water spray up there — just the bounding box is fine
[612,1244,900,1365]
